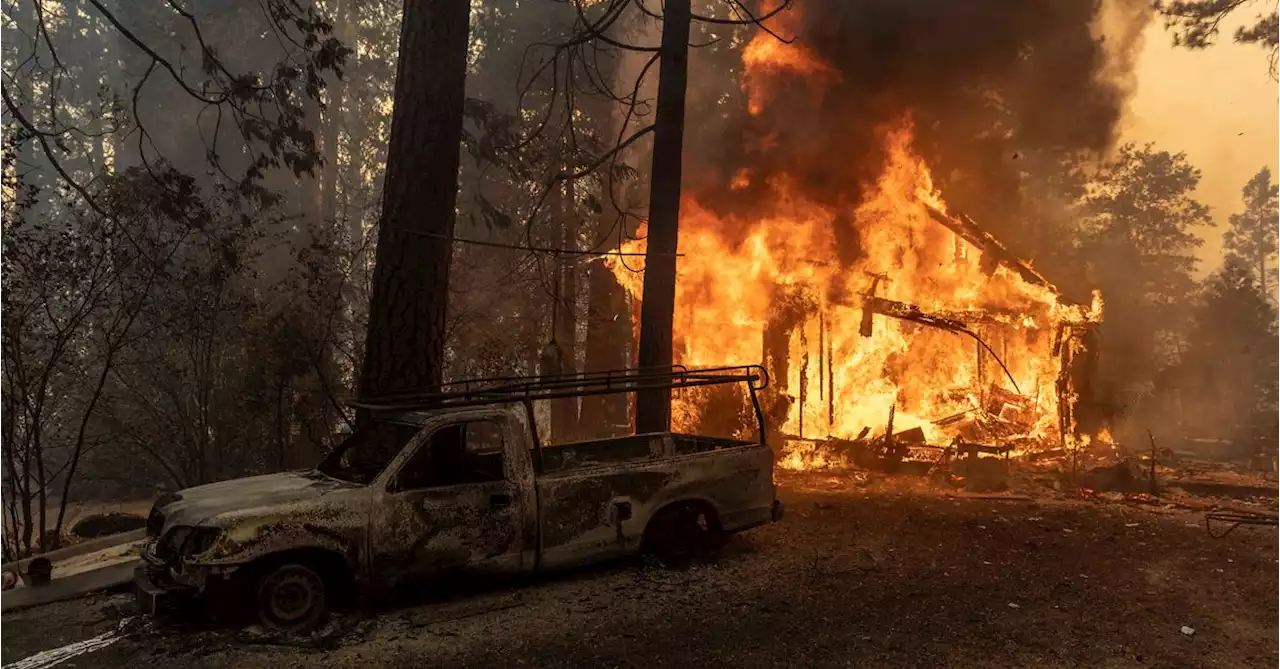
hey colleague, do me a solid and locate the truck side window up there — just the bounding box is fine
[319,421,421,485]
[396,420,507,490]
[465,421,505,482]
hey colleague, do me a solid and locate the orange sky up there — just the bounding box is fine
[1120,14,1279,276]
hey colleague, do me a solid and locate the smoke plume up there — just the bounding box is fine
[684,0,1153,263]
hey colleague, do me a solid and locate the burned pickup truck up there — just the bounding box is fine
[135,366,782,631]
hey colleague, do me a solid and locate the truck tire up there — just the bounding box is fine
[644,503,725,566]
[254,561,329,634]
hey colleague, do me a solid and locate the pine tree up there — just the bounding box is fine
[1223,166,1279,300]
[1177,257,1279,450]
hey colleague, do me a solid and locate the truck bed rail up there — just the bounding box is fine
[348,365,766,410]
[346,365,771,443]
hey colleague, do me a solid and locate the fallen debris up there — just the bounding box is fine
[946,493,1034,502]
[1204,510,1280,539]
[1082,459,1145,493]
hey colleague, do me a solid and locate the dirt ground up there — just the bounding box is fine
[3,474,1276,669]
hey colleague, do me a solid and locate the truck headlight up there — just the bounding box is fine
[162,526,222,558]
[181,527,222,557]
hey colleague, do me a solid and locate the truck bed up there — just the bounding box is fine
[531,430,774,568]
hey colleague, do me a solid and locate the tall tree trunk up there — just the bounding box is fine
[358,0,471,402]
[320,0,346,224]
[550,175,579,443]
[297,57,342,465]
[580,163,632,438]
[333,0,361,238]
[580,260,630,438]
[337,0,367,370]
[578,61,633,439]
[1258,250,1267,298]
[634,0,691,434]
[111,1,150,172]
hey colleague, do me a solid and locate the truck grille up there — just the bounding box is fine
[156,528,180,561]
[146,507,165,538]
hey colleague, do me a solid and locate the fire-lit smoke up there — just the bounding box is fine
[606,0,1142,464]
[687,0,1152,242]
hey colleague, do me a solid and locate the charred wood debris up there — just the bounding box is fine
[760,208,1094,489]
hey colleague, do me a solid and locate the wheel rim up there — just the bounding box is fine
[260,565,324,626]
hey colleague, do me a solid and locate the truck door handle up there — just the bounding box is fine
[490,493,512,509]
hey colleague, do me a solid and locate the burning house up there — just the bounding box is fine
[604,0,1134,471]
[608,125,1104,469]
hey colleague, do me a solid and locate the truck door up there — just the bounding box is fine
[369,417,525,584]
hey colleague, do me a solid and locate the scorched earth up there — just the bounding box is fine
[2,473,1276,669]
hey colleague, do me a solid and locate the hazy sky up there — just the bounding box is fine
[1120,14,1279,276]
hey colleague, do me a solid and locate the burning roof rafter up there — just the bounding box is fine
[921,203,1058,296]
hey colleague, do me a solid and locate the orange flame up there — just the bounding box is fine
[605,31,1101,469]
[741,33,839,116]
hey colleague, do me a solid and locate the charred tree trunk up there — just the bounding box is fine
[578,46,634,439]
[321,0,347,224]
[581,260,631,438]
[761,288,808,443]
[341,0,364,246]
[634,0,691,433]
[358,0,471,403]
[550,178,579,443]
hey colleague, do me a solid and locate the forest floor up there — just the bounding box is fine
[2,471,1276,669]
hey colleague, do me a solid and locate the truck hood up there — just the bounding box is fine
[158,470,357,529]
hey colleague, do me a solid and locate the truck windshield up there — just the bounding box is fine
[318,421,421,484]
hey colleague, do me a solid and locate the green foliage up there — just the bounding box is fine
[1084,143,1212,291]
[1191,257,1278,384]
[0,0,365,554]
[2,0,349,207]
[1158,0,1279,75]
[1223,166,1279,296]
[1082,143,1214,386]
[1169,256,1279,445]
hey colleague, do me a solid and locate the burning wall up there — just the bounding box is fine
[604,0,1142,464]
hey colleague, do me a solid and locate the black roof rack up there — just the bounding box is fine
[346,364,770,414]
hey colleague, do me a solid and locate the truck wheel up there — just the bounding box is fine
[254,562,328,634]
[644,503,724,566]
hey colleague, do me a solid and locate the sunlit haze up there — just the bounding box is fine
[1123,15,1279,276]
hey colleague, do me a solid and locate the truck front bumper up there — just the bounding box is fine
[134,566,170,615]
[133,562,199,616]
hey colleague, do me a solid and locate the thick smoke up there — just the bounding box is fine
[684,0,1152,264]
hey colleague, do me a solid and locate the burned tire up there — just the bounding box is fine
[643,503,725,566]
[254,562,329,634]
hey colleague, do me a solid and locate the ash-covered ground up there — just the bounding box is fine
[4,473,1276,669]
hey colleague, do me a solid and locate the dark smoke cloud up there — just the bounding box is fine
[683,0,1152,262]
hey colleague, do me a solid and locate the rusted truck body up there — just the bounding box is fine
[135,367,781,631]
